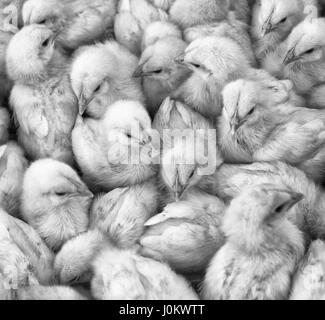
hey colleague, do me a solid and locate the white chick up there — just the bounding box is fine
[213,161,325,240]
[114,0,168,56]
[140,191,226,274]
[22,0,117,52]
[72,100,158,192]
[251,0,317,61]
[17,285,88,300]
[0,142,28,217]
[91,248,199,300]
[219,81,325,182]
[135,35,190,116]
[202,184,305,300]
[90,180,160,249]
[21,159,93,251]
[141,20,182,50]
[54,229,108,286]
[263,17,325,97]
[0,209,54,298]
[173,36,274,118]
[71,41,144,119]
[7,25,78,166]
[184,18,257,66]
[170,0,250,30]
[290,240,325,300]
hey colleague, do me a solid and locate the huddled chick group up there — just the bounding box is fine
[1,0,325,300]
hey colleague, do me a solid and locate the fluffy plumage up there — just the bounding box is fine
[114,0,168,56]
[140,190,226,274]
[201,184,305,300]
[219,82,325,182]
[7,25,78,165]
[71,40,144,119]
[290,240,325,300]
[0,142,28,217]
[21,159,93,251]
[22,0,117,52]
[90,180,159,249]
[72,100,158,192]
[91,248,199,300]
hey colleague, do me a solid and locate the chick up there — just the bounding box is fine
[263,17,325,96]
[184,17,256,66]
[90,180,160,249]
[91,247,199,300]
[290,240,325,300]
[54,229,108,286]
[202,184,305,300]
[213,161,325,240]
[114,0,168,56]
[0,209,54,293]
[135,34,190,116]
[72,100,158,192]
[0,142,28,217]
[21,159,93,251]
[219,82,325,182]
[251,0,318,61]
[17,285,88,300]
[173,36,274,118]
[140,191,226,274]
[7,25,78,166]
[71,41,144,119]
[170,0,250,30]
[141,20,182,50]
[22,0,117,52]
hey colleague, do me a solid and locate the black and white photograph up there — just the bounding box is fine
[0,0,325,304]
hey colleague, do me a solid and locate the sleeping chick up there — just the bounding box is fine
[173,35,274,118]
[7,24,78,166]
[72,100,158,192]
[91,247,199,300]
[140,191,226,274]
[202,184,305,300]
[21,159,93,251]
[17,285,88,300]
[263,17,325,97]
[212,161,325,240]
[134,34,190,116]
[90,180,160,249]
[290,240,325,300]
[71,40,144,119]
[114,0,168,56]
[251,0,318,61]
[54,229,108,286]
[0,142,28,217]
[219,81,325,182]
[170,0,250,30]
[22,0,117,52]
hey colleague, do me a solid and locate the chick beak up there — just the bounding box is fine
[261,21,273,37]
[175,53,186,65]
[78,188,94,199]
[133,65,145,78]
[287,192,304,210]
[78,93,88,116]
[230,115,240,136]
[283,47,299,65]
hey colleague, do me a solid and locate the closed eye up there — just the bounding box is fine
[279,17,287,24]
[152,69,163,74]
[41,38,50,47]
[191,62,201,68]
[93,84,101,93]
[304,48,315,55]
[55,192,67,196]
[247,106,256,116]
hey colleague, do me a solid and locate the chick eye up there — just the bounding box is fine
[55,192,67,197]
[274,204,286,214]
[41,38,50,47]
[305,48,315,55]
[93,84,101,93]
[189,171,195,179]
[126,133,132,139]
[153,69,163,74]
[191,63,201,68]
[247,106,256,116]
[279,17,287,23]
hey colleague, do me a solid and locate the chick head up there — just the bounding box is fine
[255,0,305,40]
[283,17,325,66]
[6,24,56,82]
[223,183,304,251]
[222,78,293,136]
[22,159,93,214]
[161,136,223,201]
[22,0,65,33]
[134,37,188,83]
[176,36,250,83]
[71,42,138,119]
